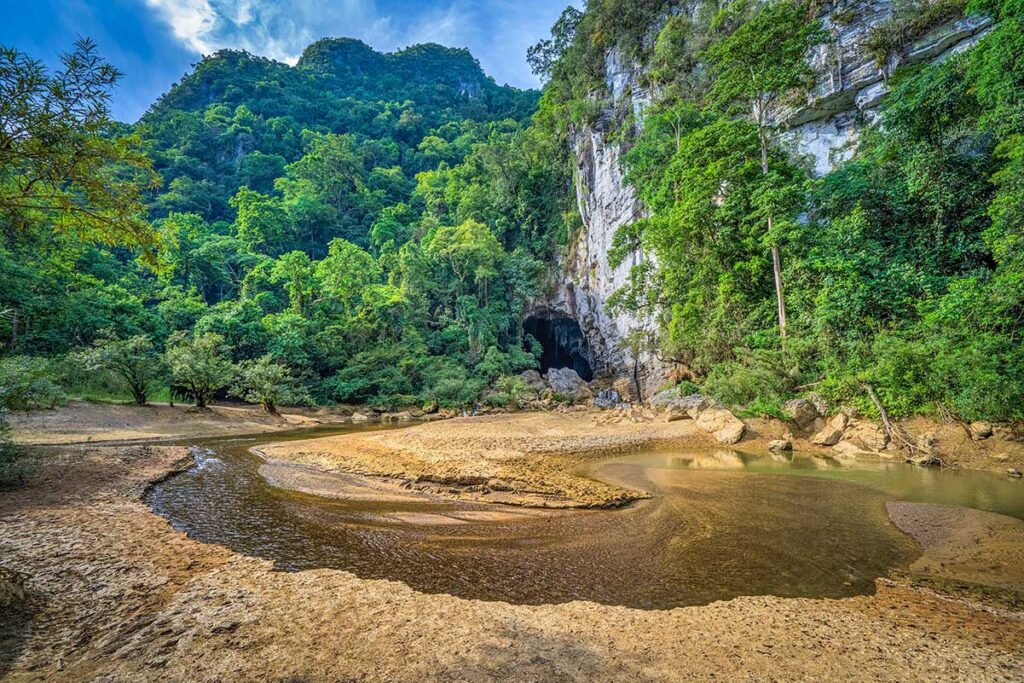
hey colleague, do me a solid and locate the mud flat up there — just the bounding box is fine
[1,439,1023,681]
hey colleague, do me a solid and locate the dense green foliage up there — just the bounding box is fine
[3,0,1023,425]
[0,37,573,410]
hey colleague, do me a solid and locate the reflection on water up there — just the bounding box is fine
[625,448,1024,520]
[147,426,1023,610]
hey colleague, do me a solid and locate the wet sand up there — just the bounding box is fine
[2,443,1023,681]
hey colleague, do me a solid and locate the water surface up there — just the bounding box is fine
[147,426,1023,609]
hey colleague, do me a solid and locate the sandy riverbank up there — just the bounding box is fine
[257,412,727,507]
[6,401,342,445]
[1,440,1023,681]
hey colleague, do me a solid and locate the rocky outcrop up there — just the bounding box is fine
[535,50,667,397]
[786,5,992,174]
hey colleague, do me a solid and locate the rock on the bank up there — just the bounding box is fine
[545,367,592,400]
[695,407,746,445]
[971,422,994,440]
[783,399,822,432]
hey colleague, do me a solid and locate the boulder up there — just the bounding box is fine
[381,411,413,423]
[351,412,371,422]
[1008,469,1022,479]
[970,422,994,440]
[593,389,623,410]
[769,439,793,452]
[811,426,844,447]
[648,387,682,407]
[783,399,821,431]
[844,420,888,452]
[695,407,746,445]
[830,413,849,430]
[832,439,874,458]
[612,375,639,402]
[519,369,547,393]
[545,367,591,400]
[663,406,689,422]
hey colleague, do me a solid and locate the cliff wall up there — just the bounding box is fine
[535,0,991,394]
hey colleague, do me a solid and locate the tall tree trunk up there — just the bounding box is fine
[771,241,787,340]
[758,126,788,341]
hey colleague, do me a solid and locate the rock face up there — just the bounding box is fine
[536,1,990,393]
[532,50,667,398]
[786,10,992,174]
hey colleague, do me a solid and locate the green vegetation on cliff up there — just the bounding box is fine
[535,0,1024,421]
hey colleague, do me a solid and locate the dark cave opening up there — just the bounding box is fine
[523,316,594,381]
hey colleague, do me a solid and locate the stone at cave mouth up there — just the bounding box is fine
[523,316,594,381]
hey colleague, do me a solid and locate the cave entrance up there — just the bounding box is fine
[523,316,594,381]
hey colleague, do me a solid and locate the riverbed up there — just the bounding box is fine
[3,411,1024,681]
[147,426,1023,610]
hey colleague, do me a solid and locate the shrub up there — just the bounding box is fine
[494,375,531,410]
[703,349,794,409]
[0,357,66,411]
[230,355,312,414]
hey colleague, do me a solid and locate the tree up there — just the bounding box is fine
[314,239,381,317]
[78,335,163,405]
[270,251,314,315]
[230,187,288,255]
[0,39,160,257]
[527,7,584,79]
[703,0,825,340]
[163,332,236,408]
[424,219,504,302]
[230,355,311,414]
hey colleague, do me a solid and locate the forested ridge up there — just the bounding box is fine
[2,0,1024,473]
[0,35,574,435]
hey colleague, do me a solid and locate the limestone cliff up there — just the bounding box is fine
[539,0,991,393]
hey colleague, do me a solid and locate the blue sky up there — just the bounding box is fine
[1,0,574,122]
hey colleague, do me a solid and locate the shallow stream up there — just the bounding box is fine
[147,425,1024,610]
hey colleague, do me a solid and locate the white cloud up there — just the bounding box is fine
[144,0,379,64]
[142,0,571,87]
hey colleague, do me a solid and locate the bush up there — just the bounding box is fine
[0,357,66,411]
[230,355,312,414]
[703,349,794,409]
[494,375,531,409]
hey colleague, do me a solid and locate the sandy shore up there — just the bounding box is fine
[1,441,1023,681]
[257,412,725,507]
[257,412,1024,511]
[6,401,337,445]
